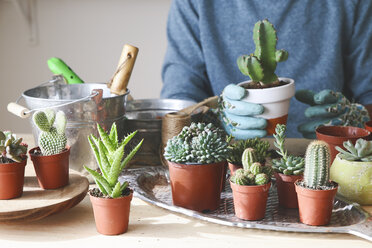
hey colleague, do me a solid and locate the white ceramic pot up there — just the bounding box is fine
[238,77,295,135]
[331,154,372,205]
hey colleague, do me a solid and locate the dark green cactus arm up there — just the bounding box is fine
[237,55,264,82]
[275,49,289,62]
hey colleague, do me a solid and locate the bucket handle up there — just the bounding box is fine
[8,89,100,119]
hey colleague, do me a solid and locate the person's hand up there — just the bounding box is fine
[295,89,370,139]
[218,84,267,139]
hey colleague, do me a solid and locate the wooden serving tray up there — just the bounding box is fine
[0,174,89,222]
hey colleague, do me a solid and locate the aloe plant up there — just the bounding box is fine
[84,123,143,198]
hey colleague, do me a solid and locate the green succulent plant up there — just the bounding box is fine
[0,131,27,163]
[303,140,331,189]
[228,137,270,165]
[164,122,229,164]
[33,109,67,155]
[84,123,143,198]
[336,138,372,162]
[271,124,304,175]
[230,148,271,186]
[237,19,288,86]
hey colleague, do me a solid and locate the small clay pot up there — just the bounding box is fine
[0,159,27,199]
[295,180,338,226]
[167,160,225,212]
[274,172,303,208]
[315,126,370,163]
[364,120,372,132]
[89,191,133,235]
[230,180,271,220]
[228,162,242,176]
[29,146,70,189]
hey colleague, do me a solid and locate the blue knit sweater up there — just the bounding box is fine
[161,0,372,137]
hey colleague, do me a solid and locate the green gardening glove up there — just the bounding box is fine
[218,84,267,139]
[295,89,370,139]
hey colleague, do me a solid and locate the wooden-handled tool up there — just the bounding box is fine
[109,44,139,95]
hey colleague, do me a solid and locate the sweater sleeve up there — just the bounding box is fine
[344,0,372,105]
[160,0,213,102]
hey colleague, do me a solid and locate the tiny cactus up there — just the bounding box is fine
[336,138,372,162]
[241,148,258,171]
[0,131,27,163]
[304,140,331,189]
[237,19,288,86]
[230,148,272,186]
[255,173,269,185]
[250,162,262,175]
[33,109,67,156]
[272,124,304,176]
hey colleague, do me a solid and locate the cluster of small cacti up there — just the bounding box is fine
[230,148,272,186]
[164,122,229,164]
[33,109,67,156]
[0,131,27,163]
[84,123,143,198]
[237,19,288,86]
[303,140,331,189]
[336,138,372,162]
[227,137,270,165]
[272,124,304,175]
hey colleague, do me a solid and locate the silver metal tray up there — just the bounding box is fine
[120,166,372,242]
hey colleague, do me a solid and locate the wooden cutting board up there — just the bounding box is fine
[0,173,89,223]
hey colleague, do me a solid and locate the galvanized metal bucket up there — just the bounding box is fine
[18,76,129,177]
[124,99,195,167]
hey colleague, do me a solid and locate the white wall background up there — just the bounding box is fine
[0,0,171,133]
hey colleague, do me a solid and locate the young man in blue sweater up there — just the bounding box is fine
[161,0,372,138]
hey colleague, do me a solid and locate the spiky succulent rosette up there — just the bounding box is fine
[0,131,27,163]
[164,122,229,164]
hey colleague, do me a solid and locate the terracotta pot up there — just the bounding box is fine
[89,191,133,235]
[228,162,242,176]
[274,172,303,208]
[315,126,370,163]
[295,180,338,226]
[331,154,372,205]
[0,159,27,199]
[167,160,225,212]
[230,181,271,220]
[29,146,70,189]
[239,78,295,135]
[364,120,372,132]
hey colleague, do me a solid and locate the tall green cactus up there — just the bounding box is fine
[237,19,288,86]
[33,109,67,156]
[304,140,331,188]
[241,148,258,171]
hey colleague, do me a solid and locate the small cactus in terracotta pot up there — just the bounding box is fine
[0,131,28,199]
[230,148,272,220]
[29,109,70,189]
[295,140,338,226]
[85,122,143,235]
[271,124,304,208]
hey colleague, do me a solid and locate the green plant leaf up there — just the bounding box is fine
[97,123,115,154]
[120,130,138,148]
[120,181,128,193]
[120,139,143,171]
[84,166,112,195]
[88,135,102,171]
[109,122,118,148]
[108,144,125,187]
[111,181,122,198]
[98,140,110,178]
[96,180,108,195]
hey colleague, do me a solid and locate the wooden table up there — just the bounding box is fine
[0,134,370,247]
